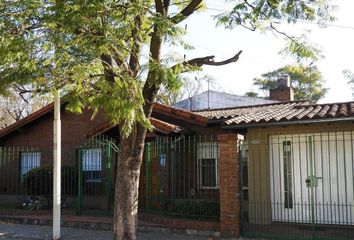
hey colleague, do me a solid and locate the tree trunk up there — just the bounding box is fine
[113,128,146,240]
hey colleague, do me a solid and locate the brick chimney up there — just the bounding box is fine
[269,74,294,101]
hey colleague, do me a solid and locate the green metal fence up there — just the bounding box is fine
[76,135,118,216]
[0,135,118,215]
[143,135,220,221]
[240,131,354,240]
[0,134,221,221]
[0,146,78,210]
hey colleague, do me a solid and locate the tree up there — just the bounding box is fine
[0,86,51,129]
[343,69,354,100]
[157,74,219,105]
[245,91,259,98]
[251,65,328,102]
[0,1,334,239]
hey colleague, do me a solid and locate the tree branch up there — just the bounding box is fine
[100,54,116,83]
[12,84,34,94]
[155,0,166,14]
[170,0,203,24]
[173,50,243,71]
[269,23,294,41]
[128,14,144,77]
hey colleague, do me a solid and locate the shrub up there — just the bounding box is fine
[23,165,77,196]
[170,199,220,219]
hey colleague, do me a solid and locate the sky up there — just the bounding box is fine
[169,0,354,103]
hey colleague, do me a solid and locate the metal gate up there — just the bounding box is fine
[76,135,118,215]
[240,131,354,240]
[143,135,220,220]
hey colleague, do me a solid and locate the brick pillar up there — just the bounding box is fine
[218,133,240,238]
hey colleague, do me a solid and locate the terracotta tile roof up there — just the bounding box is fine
[150,118,181,134]
[0,102,55,138]
[85,121,115,138]
[0,101,187,139]
[86,118,181,138]
[196,101,354,126]
[153,102,208,126]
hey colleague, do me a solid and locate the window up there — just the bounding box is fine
[197,142,218,189]
[20,152,41,180]
[283,141,293,209]
[82,148,102,183]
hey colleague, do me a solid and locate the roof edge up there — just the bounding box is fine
[194,100,310,113]
[0,102,56,138]
[222,116,354,130]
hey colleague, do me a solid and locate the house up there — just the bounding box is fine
[172,90,277,111]
[193,79,354,238]
[0,101,208,210]
[1,79,354,239]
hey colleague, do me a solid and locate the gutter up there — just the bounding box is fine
[222,116,354,130]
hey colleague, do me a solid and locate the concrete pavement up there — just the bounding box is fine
[0,222,209,240]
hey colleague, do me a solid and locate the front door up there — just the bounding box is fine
[269,132,354,224]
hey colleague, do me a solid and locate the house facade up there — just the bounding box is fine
[1,82,354,239]
[195,95,354,238]
[0,100,240,237]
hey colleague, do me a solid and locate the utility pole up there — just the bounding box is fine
[207,77,210,109]
[53,90,61,240]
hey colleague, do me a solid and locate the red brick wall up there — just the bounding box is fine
[218,133,240,238]
[139,212,220,232]
[0,107,107,167]
[269,87,294,101]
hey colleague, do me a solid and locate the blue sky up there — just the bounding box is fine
[168,0,354,103]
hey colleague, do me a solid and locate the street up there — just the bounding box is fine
[0,223,208,240]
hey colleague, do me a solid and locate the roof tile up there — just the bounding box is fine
[316,105,330,118]
[306,105,322,119]
[327,104,338,117]
[197,100,354,126]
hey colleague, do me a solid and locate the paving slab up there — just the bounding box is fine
[0,222,209,240]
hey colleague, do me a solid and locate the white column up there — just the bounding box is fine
[53,90,61,240]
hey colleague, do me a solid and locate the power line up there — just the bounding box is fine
[298,20,354,30]
[204,7,354,31]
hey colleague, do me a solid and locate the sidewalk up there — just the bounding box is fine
[0,222,208,240]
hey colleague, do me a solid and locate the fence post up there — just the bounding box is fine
[105,141,113,216]
[145,142,151,211]
[76,148,83,215]
[218,133,240,238]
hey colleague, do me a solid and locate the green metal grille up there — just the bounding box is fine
[144,135,220,221]
[0,135,118,216]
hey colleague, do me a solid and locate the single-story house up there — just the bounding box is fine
[1,79,354,239]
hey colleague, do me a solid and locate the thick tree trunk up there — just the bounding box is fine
[112,2,207,238]
[113,128,146,240]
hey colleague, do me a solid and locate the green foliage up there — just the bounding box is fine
[343,69,354,84]
[280,34,323,62]
[24,165,77,196]
[217,0,335,62]
[169,200,220,219]
[0,0,154,137]
[245,91,259,98]
[157,74,217,105]
[252,64,327,102]
[343,69,354,100]
[0,0,335,138]
[218,0,334,28]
